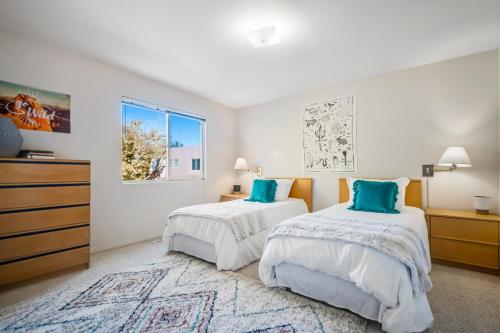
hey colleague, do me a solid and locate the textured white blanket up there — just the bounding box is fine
[164,198,309,270]
[169,202,266,242]
[267,212,432,295]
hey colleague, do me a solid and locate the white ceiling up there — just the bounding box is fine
[1,0,500,109]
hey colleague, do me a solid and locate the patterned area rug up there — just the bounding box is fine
[0,254,367,332]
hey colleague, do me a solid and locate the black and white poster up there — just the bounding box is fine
[303,95,356,172]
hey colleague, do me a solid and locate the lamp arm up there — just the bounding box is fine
[433,164,456,172]
[248,167,262,177]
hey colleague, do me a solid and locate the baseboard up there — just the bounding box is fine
[90,235,162,253]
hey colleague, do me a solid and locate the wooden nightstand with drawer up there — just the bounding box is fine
[219,193,249,202]
[426,208,500,275]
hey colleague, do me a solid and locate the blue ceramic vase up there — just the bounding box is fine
[0,117,23,157]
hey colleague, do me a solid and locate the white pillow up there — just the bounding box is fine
[347,177,410,210]
[272,179,294,201]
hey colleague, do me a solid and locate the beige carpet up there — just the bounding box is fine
[1,239,499,332]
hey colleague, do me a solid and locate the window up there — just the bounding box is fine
[121,98,205,182]
[191,159,201,170]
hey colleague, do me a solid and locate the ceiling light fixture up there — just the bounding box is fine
[245,25,281,48]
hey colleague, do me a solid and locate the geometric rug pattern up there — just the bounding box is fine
[0,254,367,332]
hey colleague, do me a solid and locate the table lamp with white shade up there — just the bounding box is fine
[233,157,262,193]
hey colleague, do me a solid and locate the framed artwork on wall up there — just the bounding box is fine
[0,80,71,133]
[303,95,356,172]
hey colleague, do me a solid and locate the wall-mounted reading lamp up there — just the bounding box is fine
[422,146,472,177]
[422,146,472,207]
[232,157,262,193]
[234,157,262,176]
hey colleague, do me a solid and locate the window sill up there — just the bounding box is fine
[122,178,206,185]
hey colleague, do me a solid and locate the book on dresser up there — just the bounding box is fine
[17,149,56,159]
[0,157,91,286]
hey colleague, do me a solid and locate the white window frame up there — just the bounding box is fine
[121,96,206,183]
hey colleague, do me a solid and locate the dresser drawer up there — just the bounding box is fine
[431,216,498,245]
[0,246,89,286]
[431,237,498,269]
[0,226,90,262]
[0,205,90,236]
[0,161,90,184]
[0,185,90,210]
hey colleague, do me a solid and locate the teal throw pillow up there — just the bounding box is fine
[245,179,277,203]
[348,180,399,214]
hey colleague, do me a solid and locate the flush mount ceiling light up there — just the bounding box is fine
[245,25,281,48]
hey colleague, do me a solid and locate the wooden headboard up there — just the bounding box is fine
[273,177,313,212]
[339,178,423,209]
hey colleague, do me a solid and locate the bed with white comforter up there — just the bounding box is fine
[259,203,433,333]
[163,198,308,270]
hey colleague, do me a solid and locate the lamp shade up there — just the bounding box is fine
[437,147,472,167]
[234,157,249,170]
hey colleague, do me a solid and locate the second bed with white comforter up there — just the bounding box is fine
[163,198,308,270]
[259,203,433,333]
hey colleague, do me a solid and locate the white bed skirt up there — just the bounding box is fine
[171,234,217,264]
[275,262,382,321]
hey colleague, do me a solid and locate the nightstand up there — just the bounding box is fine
[426,208,500,275]
[220,193,249,202]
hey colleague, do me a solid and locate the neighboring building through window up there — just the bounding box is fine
[121,98,205,181]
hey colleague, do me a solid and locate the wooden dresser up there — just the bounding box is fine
[426,208,500,275]
[0,158,91,286]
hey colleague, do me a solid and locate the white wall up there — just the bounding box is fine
[0,29,237,252]
[237,50,499,213]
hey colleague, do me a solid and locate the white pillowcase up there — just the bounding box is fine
[272,179,294,201]
[347,177,410,210]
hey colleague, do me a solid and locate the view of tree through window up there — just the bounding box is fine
[121,99,204,181]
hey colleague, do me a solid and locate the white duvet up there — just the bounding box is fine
[259,203,433,333]
[163,198,308,270]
